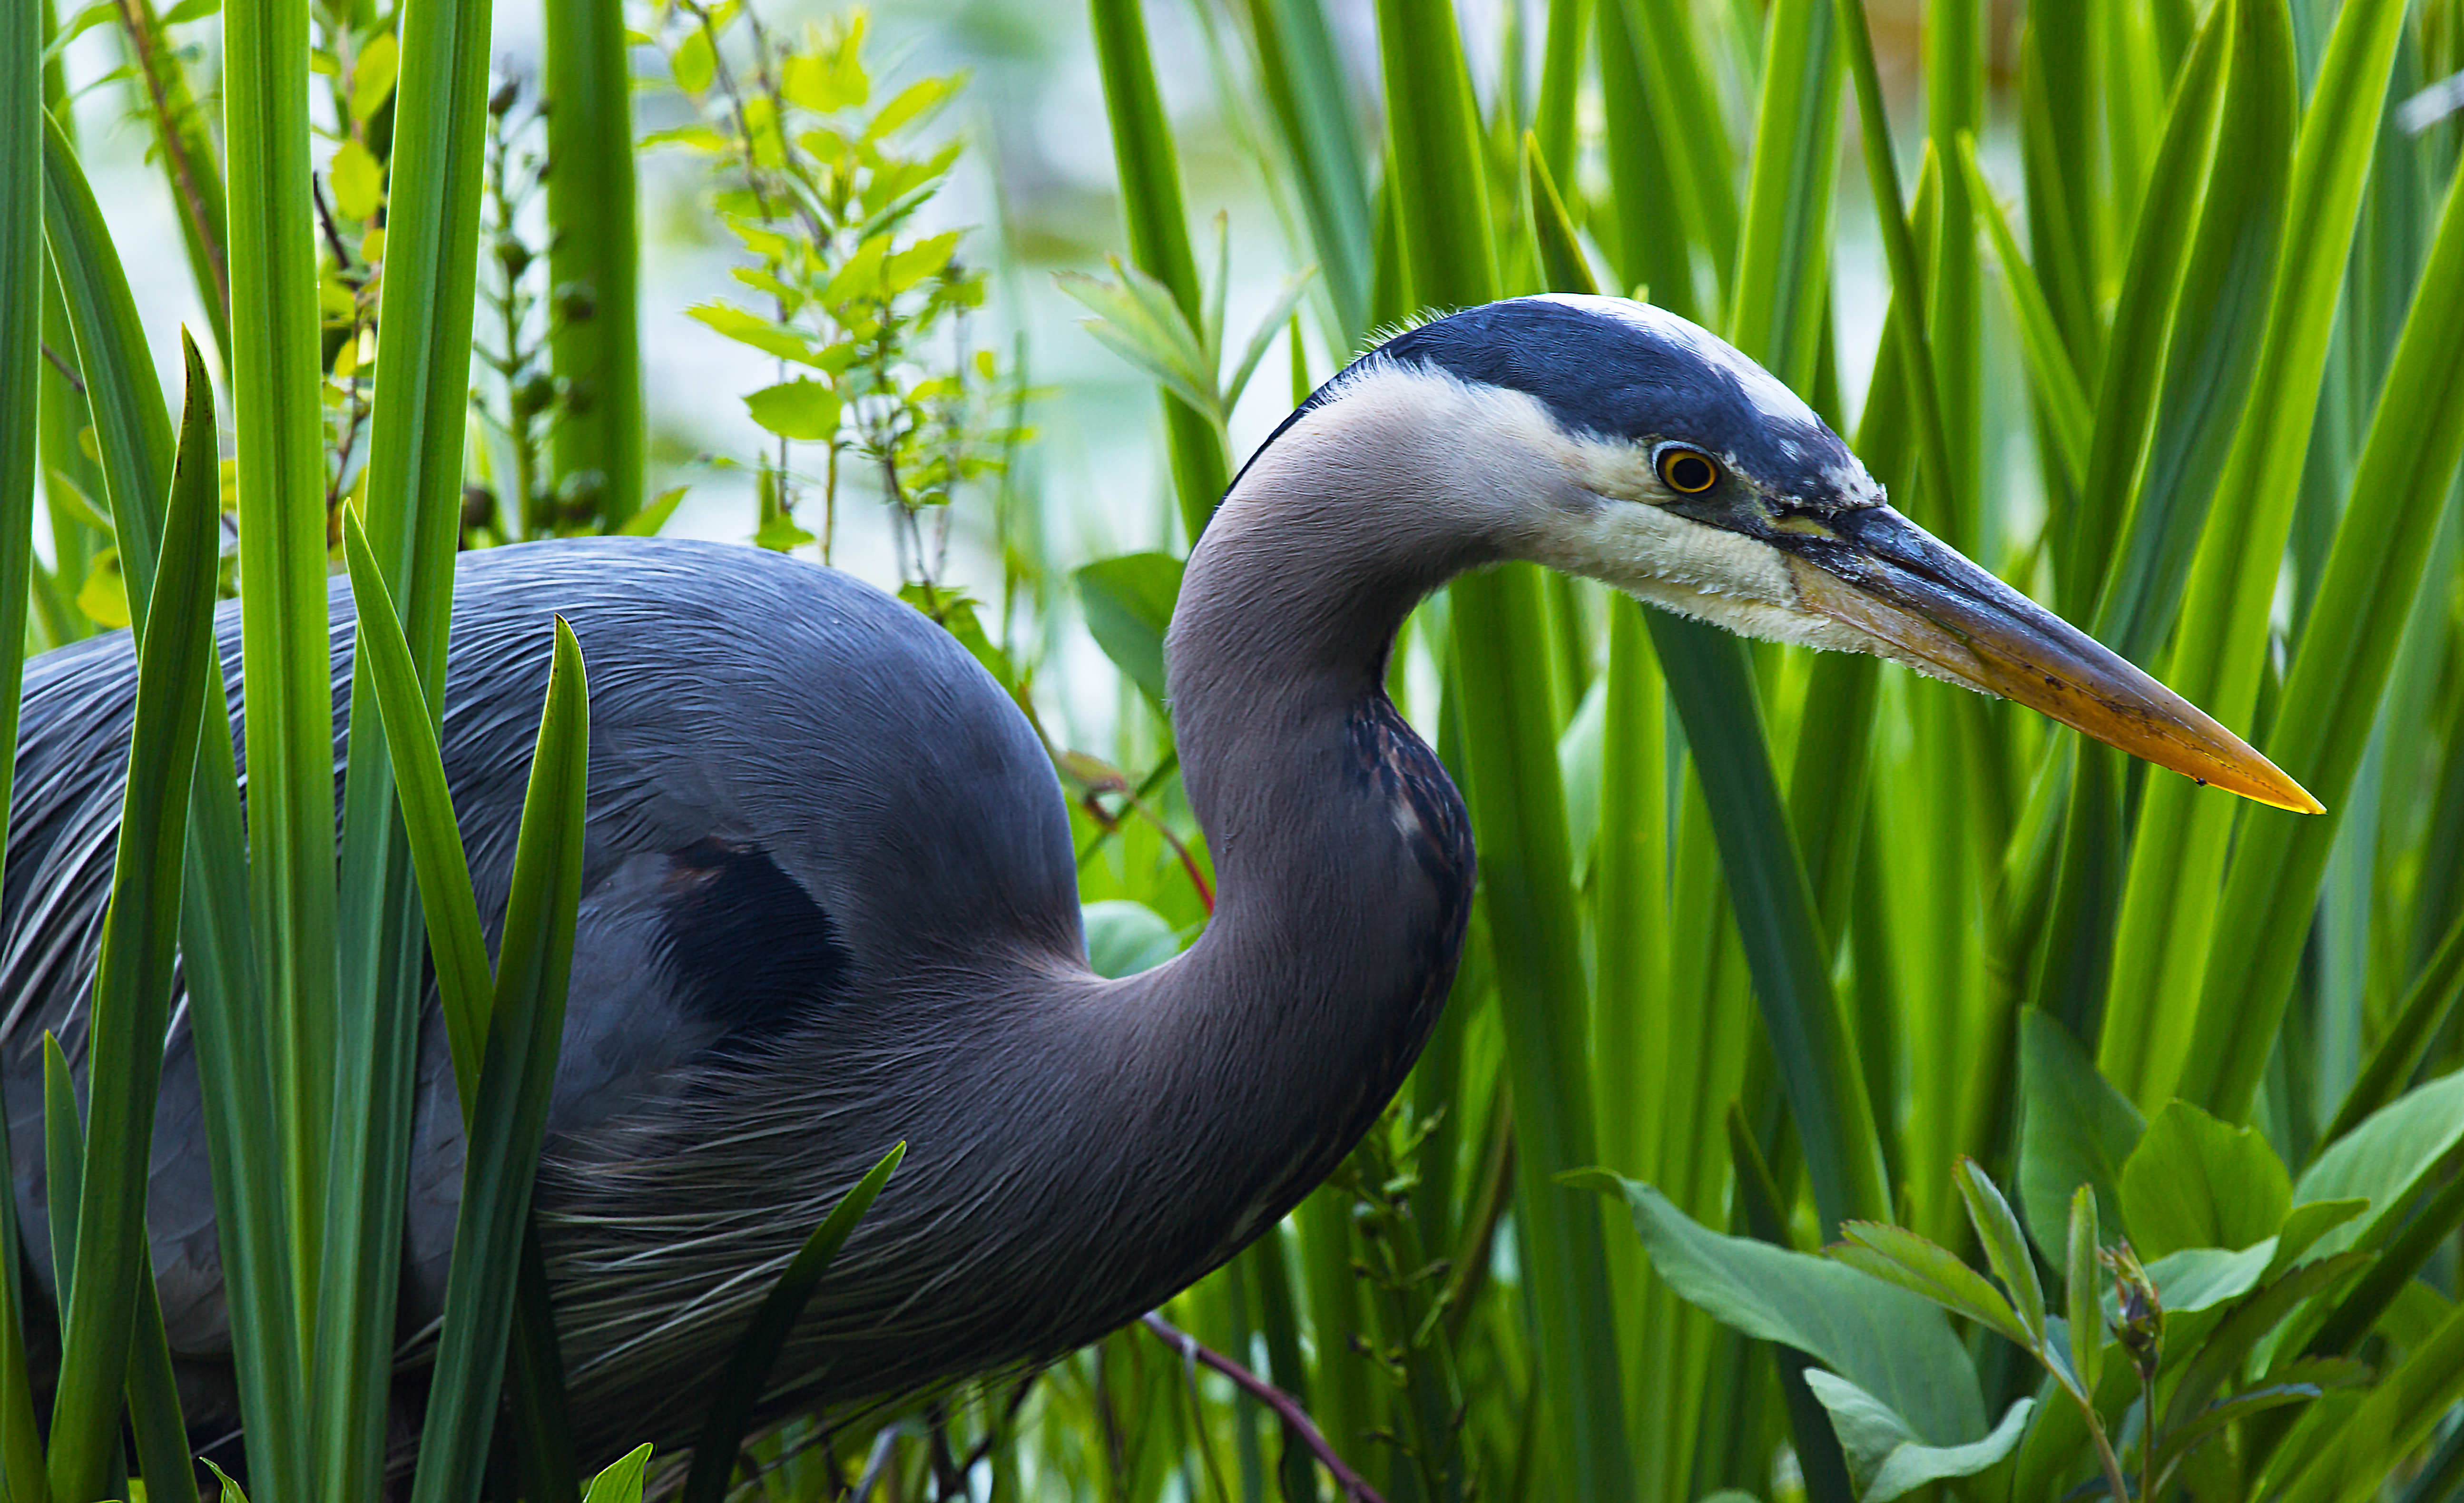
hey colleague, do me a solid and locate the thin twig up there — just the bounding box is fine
[1139,1312,1387,1503]
[39,342,86,395]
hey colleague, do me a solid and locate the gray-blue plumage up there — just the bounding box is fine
[1,294,2286,1471]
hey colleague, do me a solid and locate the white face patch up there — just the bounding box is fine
[1532,293,1824,431]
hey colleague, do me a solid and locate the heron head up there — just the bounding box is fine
[1360,294,2318,812]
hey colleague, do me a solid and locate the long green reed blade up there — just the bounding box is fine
[2089,0,2296,669]
[1385,6,1626,1495]
[46,333,223,1503]
[681,1142,905,1503]
[1528,0,1584,192]
[1595,0,1696,317]
[39,1037,77,1319]
[48,97,300,1494]
[1090,0,1230,542]
[408,618,589,1503]
[39,110,172,587]
[1610,0,1737,300]
[2018,18,2102,373]
[1955,134,2091,490]
[1240,0,1372,340]
[1725,0,1838,392]
[322,0,497,1483]
[113,0,231,367]
[1835,0,1955,534]
[2108,0,2411,1114]
[0,1096,41,1503]
[226,0,339,1321]
[2183,161,2464,1124]
[544,0,643,525]
[340,513,492,1100]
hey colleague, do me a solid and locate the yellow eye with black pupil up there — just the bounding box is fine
[1658,448,1719,494]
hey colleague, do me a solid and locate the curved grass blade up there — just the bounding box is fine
[44,332,223,1503]
[2118,0,2412,1116]
[321,0,501,1485]
[1954,133,2090,490]
[339,516,492,1125]
[680,1142,906,1503]
[408,619,589,1503]
[2317,901,2464,1149]
[226,0,340,1319]
[1727,0,1839,393]
[38,109,171,582]
[2184,159,2464,1124]
[0,39,48,1497]
[1090,0,1230,542]
[1239,0,1372,340]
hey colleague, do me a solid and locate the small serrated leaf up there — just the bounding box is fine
[1955,1160,2046,1346]
[1832,1224,2032,1347]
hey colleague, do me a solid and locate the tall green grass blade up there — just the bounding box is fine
[45,333,223,1503]
[321,0,497,1482]
[39,110,172,580]
[1529,148,1886,1246]
[1955,134,2090,490]
[2271,1298,2464,1503]
[1594,0,1695,317]
[1385,8,1626,1496]
[0,1106,41,1503]
[1091,0,1230,543]
[408,618,589,1503]
[226,0,339,1326]
[1836,0,1955,531]
[2111,0,2411,1115]
[2184,161,2464,1123]
[1239,0,1372,340]
[1922,0,1984,548]
[1610,0,1736,304]
[1725,0,1838,392]
[113,0,231,367]
[340,515,492,1097]
[39,1037,78,1322]
[681,1142,905,1503]
[2018,18,2102,374]
[544,0,644,525]
[2088,0,2295,669]
[1528,0,1584,194]
[2320,903,2464,1149]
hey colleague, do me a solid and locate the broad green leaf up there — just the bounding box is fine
[687,301,828,367]
[1083,900,1182,978]
[883,229,960,295]
[2265,1199,2369,1281]
[75,549,127,628]
[781,50,861,112]
[1801,1374,2031,1503]
[581,1444,653,1503]
[2140,1242,2276,1315]
[2016,1009,2144,1270]
[2117,1100,2292,1258]
[1831,1224,2031,1349]
[1075,551,1183,712]
[346,30,397,121]
[2293,1070,2464,1260]
[671,28,714,91]
[330,137,383,223]
[1589,1177,1988,1444]
[742,379,841,442]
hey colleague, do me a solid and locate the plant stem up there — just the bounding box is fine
[1140,1312,1387,1503]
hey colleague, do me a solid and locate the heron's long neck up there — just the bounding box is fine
[1092,430,1492,1250]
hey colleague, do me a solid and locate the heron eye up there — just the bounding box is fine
[1656,446,1720,494]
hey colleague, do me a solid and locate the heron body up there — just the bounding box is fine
[0,295,2313,1467]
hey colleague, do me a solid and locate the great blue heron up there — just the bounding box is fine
[2,295,2314,1468]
